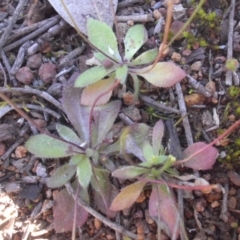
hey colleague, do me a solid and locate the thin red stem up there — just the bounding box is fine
[137,177,218,191]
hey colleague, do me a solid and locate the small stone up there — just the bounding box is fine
[172,4,186,20]
[0,142,6,156]
[123,91,140,106]
[171,52,181,62]
[33,119,47,128]
[184,93,206,106]
[195,198,206,212]
[228,170,240,186]
[153,9,161,20]
[46,189,52,199]
[182,49,192,57]
[127,20,134,26]
[206,192,222,203]
[36,163,47,178]
[39,63,57,84]
[170,20,190,39]
[229,187,236,196]
[27,53,42,69]
[191,61,202,71]
[122,106,141,122]
[228,196,237,209]
[94,218,102,230]
[211,200,220,208]
[15,145,28,158]
[16,67,34,85]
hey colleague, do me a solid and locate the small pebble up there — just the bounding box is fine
[39,63,57,84]
[184,93,206,106]
[153,9,161,20]
[27,53,42,69]
[94,218,102,230]
[191,61,202,71]
[16,67,34,85]
[228,170,240,187]
[229,187,236,196]
[211,200,220,208]
[0,142,6,156]
[15,145,28,158]
[171,52,181,62]
[122,106,141,122]
[206,192,222,203]
[228,196,237,209]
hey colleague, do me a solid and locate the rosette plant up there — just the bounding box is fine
[75,18,186,106]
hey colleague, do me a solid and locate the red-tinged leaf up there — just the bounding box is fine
[149,185,180,239]
[53,187,88,233]
[91,168,119,218]
[112,166,148,179]
[152,120,164,155]
[135,62,186,87]
[110,181,146,211]
[81,77,116,106]
[183,142,218,170]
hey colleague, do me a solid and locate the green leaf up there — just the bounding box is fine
[110,181,146,211]
[135,62,186,87]
[116,65,128,84]
[56,124,82,145]
[131,49,158,66]
[75,66,115,88]
[129,123,150,145]
[112,166,148,179]
[152,120,164,155]
[124,24,147,61]
[69,154,85,166]
[81,77,116,106]
[87,18,121,61]
[25,134,78,158]
[142,141,155,161]
[47,164,76,188]
[77,156,92,189]
[102,139,121,155]
[154,156,176,177]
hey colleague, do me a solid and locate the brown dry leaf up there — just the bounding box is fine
[227,171,240,187]
[53,188,88,233]
[184,93,206,106]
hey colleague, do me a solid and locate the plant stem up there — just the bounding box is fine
[72,183,80,240]
[137,177,218,191]
[141,0,173,73]
[175,120,240,166]
[168,0,205,46]
[89,80,120,147]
